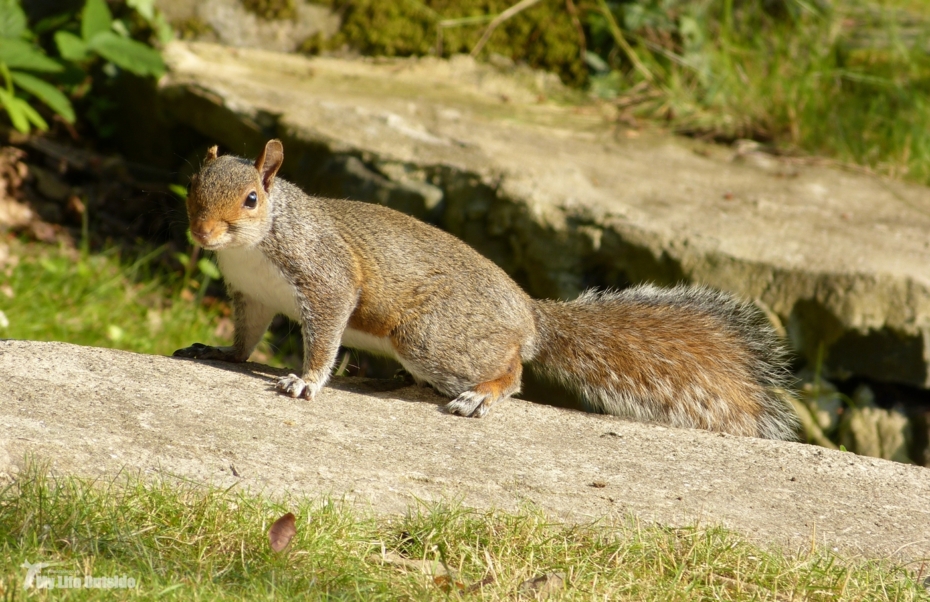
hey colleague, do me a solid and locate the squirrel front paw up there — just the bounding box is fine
[276,374,323,400]
[173,343,239,362]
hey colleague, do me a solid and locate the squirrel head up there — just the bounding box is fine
[185,139,284,250]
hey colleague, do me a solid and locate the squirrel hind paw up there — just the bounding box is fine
[276,374,321,400]
[446,366,520,418]
[445,391,493,418]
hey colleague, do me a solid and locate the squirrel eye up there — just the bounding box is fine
[244,191,258,209]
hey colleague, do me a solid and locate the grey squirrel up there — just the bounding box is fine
[174,139,799,440]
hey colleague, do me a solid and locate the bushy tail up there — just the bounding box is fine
[531,284,799,440]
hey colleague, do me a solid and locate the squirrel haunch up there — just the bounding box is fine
[174,139,800,440]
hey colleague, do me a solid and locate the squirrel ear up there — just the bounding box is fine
[255,139,284,192]
[205,145,219,162]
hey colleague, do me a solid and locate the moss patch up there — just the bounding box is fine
[242,0,298,21]
[321,0,586,87]
[175,16,218,41]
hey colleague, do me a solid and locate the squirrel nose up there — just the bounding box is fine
[190,222,216,245]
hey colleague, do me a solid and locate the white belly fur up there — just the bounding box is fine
[216,246,300,320]
[340,327,397,359]
[216,247,397,359]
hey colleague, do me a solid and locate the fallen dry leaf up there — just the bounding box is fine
[466,573,496,593]
[432,574,466,593]
[371,551,479,593]
[268,512,297,552]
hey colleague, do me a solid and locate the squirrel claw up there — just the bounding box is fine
[276,374,320,400]
[445,391,491,418]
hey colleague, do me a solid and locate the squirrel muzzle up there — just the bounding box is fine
[190,218,229,249]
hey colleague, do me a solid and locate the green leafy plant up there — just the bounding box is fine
[0,0,75,132]
[53,0,166,77]
[0,0,168,134]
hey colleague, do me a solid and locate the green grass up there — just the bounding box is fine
[0,463,926,600]
[0,236,228,357]
[587,0,930,185]
[0,234,292,366]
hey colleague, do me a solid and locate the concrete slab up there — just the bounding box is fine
[2,340,929,560]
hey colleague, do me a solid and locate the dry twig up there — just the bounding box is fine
[470,0,544,58]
